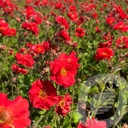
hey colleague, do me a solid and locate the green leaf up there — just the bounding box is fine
[72,111,82,124]
[63,116,72,128]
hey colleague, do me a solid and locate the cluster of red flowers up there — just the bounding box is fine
[15,52,35,68]
[50,51,79,88]
[0,0,16,13]
[116,36,128,49]
[0,92,31,128]
[95,31,115,61]
[0,19,16,36]
[25,6,42,24]
[28,79,72,116]
[0,0,128,127]
[27,51,79,116]
[12,63,29,75]
[29,79,58,110]
[12,52,35,74]
[22,6,43,36]
[106,3,128,32]
[11,40,51,74]
[67,9,78,22]
[22,21,39,36]
[26,42,45,55]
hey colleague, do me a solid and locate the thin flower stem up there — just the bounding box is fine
[113,112,126,128]
[32,115,44,128]
[92,84,105,117]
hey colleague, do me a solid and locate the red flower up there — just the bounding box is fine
[81,3,97,13]
[25,6,35,19]
[0,92,31,128]
[55,15,69,29]
[25,6,42,24]
[106,17,116,25]
[57,29,71,43]
[20,47,27,53]
[95,26,101,33]
[75,27,85,37]
[29,79,58,110]
[22,21,39,35]
[0,19,9,32]
[98,41,112,48]
[15,52,35,68]
[55,2,63,9]
[77,16,85,26]
[95,47,114,60]
[1,28,16,36]
[67,11,78,22]
[116,36,128,49]
[12,63,19,71]
[55,94,72,116]
[42,41,50,51]
[77,118,106,128]
[69,5,77,11]
[0,19,16,36]
[1,0,15,13]
[92,12,98,19]
[114,4,127,19]
[28,43,45,54]
[103,32,113,41]
[50,51,79,88]
[18,68,28,74]
[12,64,28,74]
[113,21,126,31]
[26,0,34,4]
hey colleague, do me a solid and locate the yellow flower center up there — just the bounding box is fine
[102,52,107,56]
[60,68,67,76]
[0,107,13,127]
[71,14,75,18]
[59,99,65,107]
[39,90,47,98]
[37,47,41,52]
[119,25,123,29]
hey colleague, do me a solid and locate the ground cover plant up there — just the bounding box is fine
[0,0,128,127]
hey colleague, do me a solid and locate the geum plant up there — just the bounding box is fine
[0,0,128,128]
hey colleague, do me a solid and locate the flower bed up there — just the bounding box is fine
[0,0,128,127]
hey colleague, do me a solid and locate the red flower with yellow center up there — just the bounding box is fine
[113,21,126,31]
[55,94,72,116]
[0,92,31,128]
[95,47,114,60]
[75,27,85,37]
[29,79,58,110]
[0,107,13,126]
[39,89,47,98]
[60,67,68,76]
[106,17,116,25]
[67,11,78,22]
[50,51,79,88]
